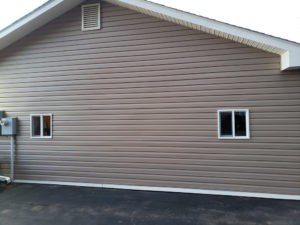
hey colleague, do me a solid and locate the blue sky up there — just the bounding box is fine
[1,0,300,43]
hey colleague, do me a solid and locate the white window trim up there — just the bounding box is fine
[81,3,101,31]
[30,114,53,139]
[217,109,250,139]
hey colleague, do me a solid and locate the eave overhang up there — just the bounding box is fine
[0,0,299,71]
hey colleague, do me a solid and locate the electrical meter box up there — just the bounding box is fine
[0,111,4,135]
[1,118,17,136]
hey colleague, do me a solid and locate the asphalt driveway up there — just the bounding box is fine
[0,183,299,225]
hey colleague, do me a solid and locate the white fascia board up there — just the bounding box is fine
[0,0,63,39]
[106,0,300,71]
[0,0,299,70]
[0,0,85,50]
[281,49,300,70]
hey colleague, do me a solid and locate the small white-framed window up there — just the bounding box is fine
[81,3,101,31]
[30,114,52,139]
[218,109,250,139]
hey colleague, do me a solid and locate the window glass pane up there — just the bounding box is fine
[32,116,41,136]
[43,115,51,137]
[235,111,247,136]
[220,112,232,136]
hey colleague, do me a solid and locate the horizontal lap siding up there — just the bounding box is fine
[0,1,300,195]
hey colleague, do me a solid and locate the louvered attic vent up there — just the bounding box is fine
[82,3,100,31]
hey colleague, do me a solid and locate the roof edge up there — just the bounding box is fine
[0,0,85,50]
[0,0,300,70]
[281,49,300,70]
[106,0,300,71]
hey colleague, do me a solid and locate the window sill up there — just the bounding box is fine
[218,136,250,140]
[31,136,52,139]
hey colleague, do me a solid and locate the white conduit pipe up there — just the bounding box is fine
[10,135,15,182]
[0,136,14,184]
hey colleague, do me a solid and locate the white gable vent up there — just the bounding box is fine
[82,3,100,31]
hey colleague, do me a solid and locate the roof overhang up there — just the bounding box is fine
[0,0,86,51]
[1,0,300,71]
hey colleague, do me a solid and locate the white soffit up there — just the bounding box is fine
[0,0,300,70]
[0,0,86,50]
[105,0,300,71]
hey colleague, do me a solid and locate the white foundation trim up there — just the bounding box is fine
[14,179,300,201]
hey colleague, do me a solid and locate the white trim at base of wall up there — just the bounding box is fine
[14,179,300,201]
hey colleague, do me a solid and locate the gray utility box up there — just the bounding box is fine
[1,118,17,136]
[0,111,4,135]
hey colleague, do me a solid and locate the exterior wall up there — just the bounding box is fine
[0,0,300,195]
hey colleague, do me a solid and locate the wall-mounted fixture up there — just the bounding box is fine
[0,111,17,184]
[82,3,101,31]
[1,117,17,136]
[0,111,4,135]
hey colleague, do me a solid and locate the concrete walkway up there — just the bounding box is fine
[0,184,299,225]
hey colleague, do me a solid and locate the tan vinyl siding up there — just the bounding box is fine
[0,1,300,195]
